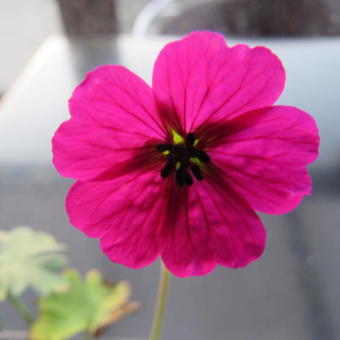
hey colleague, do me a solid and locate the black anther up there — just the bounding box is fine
[185,133,196,147]
[156,144,173,152]
[190,164,203,181]
[194,150,210,163]
[176,167,193,186]
[156,132,209,186]
[161,161,175,178]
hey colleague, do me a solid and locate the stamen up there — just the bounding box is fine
[156,131,210,186]
[190,164,203,181]
[156,144,172,152]
[194,149,210,163]
[171,129,184,144]
[161,161,175,178]
[185,133,196,147]
[176,167,193,186]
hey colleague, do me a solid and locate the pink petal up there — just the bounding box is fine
[208,106,320,214]
[52,65,166,181]
[152,31,285,133]
[66,168,169,268]
[161,180,266,277]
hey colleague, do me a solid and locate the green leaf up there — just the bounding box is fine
[0,226,67,301]
[30,269,139,340]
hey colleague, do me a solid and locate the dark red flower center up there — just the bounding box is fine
[156,133,210,186]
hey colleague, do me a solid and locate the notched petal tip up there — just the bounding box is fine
[160,178,266,277]
[180,30,227,46]
[153,30,287,133]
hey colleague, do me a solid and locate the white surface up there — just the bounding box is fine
[0,0,62,91]
[1,35,340,170]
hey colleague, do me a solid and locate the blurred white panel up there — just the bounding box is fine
[0,0,62,91]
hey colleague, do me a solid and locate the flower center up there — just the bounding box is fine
[156,132,210,186]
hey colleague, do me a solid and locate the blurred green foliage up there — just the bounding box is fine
[0,226,67,301]
[0,226,139,339]
[30,269,139,340]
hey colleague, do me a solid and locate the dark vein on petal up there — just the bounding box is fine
[94,83,164,138]
[193,184,213,254]
[101,71,165,135]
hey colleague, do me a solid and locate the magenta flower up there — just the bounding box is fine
[52,32,319,277]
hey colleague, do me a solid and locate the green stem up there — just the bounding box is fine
[7,291,34,326]
[149,263,171,340]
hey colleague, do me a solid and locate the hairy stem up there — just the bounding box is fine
[149,263,171,340]
[7,291,33,326]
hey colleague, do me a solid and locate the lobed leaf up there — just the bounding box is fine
[30,269,139,340]
[0,226,67,301]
